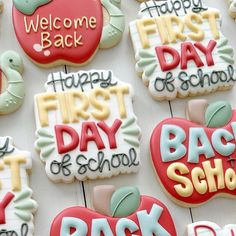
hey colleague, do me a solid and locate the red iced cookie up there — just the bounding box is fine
[12,0,125,67]
[50,186,177,236]
[151,99,236,207]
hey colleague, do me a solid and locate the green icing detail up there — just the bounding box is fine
[14,188,32,202]
[217,38,228,48]
[218,47,234,55]
[137,49,157,77]
[123,127,140,136]
[144,63,157,77]
[121,117,135,128]
[217,38,235,64]
[100,0,125,49]
[37,128,53,138]
[139,50,155,58]
[15,210,32,222]
[13,0,51,15]
[36,128,55,158]
[14,187,38,222]
[0,51,25,115]
[121,116,140,147]
[110,0,121,8]
[36,137,54,148]
[137,58,156,67]
[110,187,140,217]
[124,137,140,147]
[41,145,55,158]
[15,199,38,210]
[205,101,232,128]
[219,55,235,64]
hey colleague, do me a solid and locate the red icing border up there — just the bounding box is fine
[12,0,103,65]
[150,110,236,206]
[50,196,177,235]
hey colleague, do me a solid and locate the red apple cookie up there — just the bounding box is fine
[50,186,177,236]
[151,99,236,207]
[12,0,125,67]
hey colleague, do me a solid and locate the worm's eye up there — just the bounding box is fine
[9,59,13,63]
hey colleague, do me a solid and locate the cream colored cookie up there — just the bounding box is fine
[34,70,141,183]
[0,137,37,235]
[130,0,236,100]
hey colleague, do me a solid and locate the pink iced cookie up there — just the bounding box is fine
[12,0,125,67]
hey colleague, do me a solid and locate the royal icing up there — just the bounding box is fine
[0,51,25,115]
[150,99,236,207]
[188,221,236,235]
[129,0,236,100]
[229,0,236,19]
[0,137,37,235]
[12,0,125,67]
[50,186,177,236]
[34,70,141,183]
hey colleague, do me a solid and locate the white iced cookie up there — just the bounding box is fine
[130,0,236,100]
[188,221,236,235]
[34,70,141,183]
[0,137,37,235]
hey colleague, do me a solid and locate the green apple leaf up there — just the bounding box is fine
[205,101,232,128]
[13,0,51,15]
[110,186,140,217]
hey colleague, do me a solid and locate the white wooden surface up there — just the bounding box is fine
[1,0,236,235]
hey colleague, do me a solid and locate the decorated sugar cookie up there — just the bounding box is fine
[130,0,236,100]
[50,185,177,235]
[34,70,141,183]
[0,137,37,235]
[0,51,25,115]
[151,99,236,207]
[188,221,236,235]
[12,0,125,68]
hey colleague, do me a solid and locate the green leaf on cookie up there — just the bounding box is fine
[110,186,140,217]
[13,0,51,15]
[205,101,232,128]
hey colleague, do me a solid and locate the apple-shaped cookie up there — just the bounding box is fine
[151,100,236,207]
[50,186,177,235]
[12,0,125,67]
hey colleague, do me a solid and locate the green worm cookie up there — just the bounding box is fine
[0,51,24,115]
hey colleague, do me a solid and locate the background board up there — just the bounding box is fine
[1,0,236,235]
